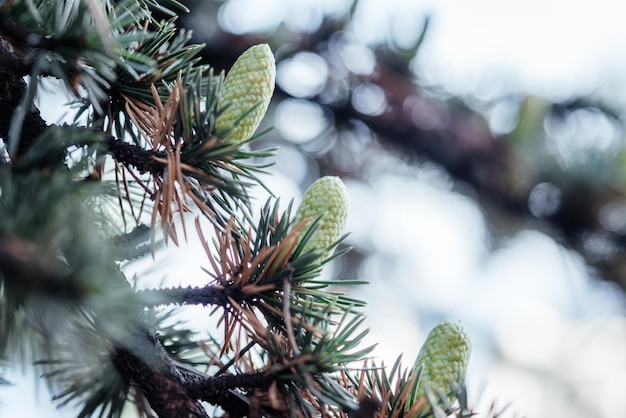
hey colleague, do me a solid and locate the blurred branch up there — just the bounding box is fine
[323,64,626,288]
[0,234,81,299]
[0,38,47,158]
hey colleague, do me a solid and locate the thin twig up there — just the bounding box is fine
[282,264,299,356]
[213,340,256,376]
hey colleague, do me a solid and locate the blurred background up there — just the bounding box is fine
[5,0,626,417]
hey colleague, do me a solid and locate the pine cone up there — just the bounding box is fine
[295,176,348,258]
[216,44,276,142]
[406,320,471,412]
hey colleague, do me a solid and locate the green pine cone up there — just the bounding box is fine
[406,320,471,413]
[295,176,348,257]
[215,44,276,142]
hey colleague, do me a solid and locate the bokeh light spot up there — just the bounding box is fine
[544,107,621,168]
[277,52,329,98]
[487,99,521,135]
[218,0,282,34]
[600,203,626,235]
[337,38,376,75]
[352,83,387,116]
[404,96,450,130]
[283,3,323,33]
[276,99,330,143]
[528,182,562,218]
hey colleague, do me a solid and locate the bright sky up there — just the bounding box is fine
[219,0,626,103]
[352,0,626,102]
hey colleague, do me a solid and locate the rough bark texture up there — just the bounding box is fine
[112,328,210,418]
[0,39,48,159]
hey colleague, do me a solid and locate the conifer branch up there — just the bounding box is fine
[105,135,166,175]
[0,234,80,299]
[0,38,47,158]
[0,9,81,53]
[137,285,234,307]
[184,371,272,407]
[0,10,30,50]
[112,328,210,418]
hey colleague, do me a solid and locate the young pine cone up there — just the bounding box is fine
[215,43,276,142]
[405,320,471,413]
[294,176,348,259]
